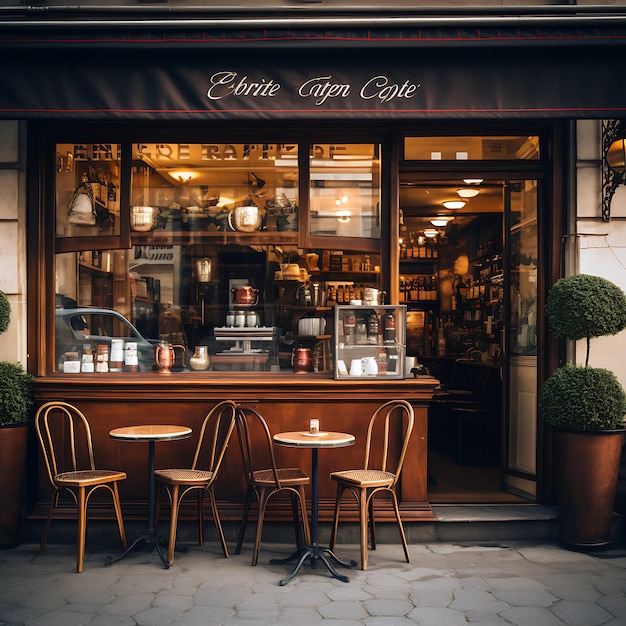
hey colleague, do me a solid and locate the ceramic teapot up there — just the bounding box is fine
[189,345,210,371]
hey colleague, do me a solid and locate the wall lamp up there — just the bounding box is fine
[602,119,626,222]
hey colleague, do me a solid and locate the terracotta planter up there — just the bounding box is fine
[555,429,625,549]
[0,422,28,548]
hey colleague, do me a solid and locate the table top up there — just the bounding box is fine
[109,425,192,442]
[273,431,355,449]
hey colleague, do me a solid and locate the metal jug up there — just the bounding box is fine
[228,203,263,232]
[155,341,186,374]
[291,347,312,374]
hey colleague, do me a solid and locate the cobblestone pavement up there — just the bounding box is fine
[0,540,625,625]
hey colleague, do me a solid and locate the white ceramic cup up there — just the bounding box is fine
[350,359,363,376]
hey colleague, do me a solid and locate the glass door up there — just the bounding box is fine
[504,180,539,499]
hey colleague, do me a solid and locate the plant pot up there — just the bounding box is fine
[554,428,625,549]
[0,422,28,548]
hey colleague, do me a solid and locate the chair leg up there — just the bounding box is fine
[368,495,376,551]
[76,486,87,573]
[290,492,302,549]
[296,485,311,546]
[235,486,255,555]
[329,483,344,551]
[197,489,205,547]
[38,492,57,555]
[358,487,368,571]
[167,484,180,567]
[252,488,268,566]
[390,490,410,563]
[207,486,229,558]
[111,482,128,550]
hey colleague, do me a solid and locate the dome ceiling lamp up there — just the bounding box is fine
[430,216,454,227]
[442,200,466,210]
[457,187,480,199]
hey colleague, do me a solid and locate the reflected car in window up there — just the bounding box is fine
[55,307,158,372]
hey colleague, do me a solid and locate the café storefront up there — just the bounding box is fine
[2,6,626,528]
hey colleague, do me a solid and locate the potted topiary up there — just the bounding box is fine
[541,273,626,549]
[0,290,34,547]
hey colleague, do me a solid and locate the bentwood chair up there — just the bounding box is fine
[35,401,128,573]
[234,406,311,566]
[329,399,415,570]
[154,400,237,566]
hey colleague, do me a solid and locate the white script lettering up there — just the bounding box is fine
[206,71,281,101]
[298,76,350,106]
[360,76,419,103]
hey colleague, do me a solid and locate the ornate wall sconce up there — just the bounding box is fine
[602,119,626,222]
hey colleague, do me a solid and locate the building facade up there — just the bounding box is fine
[2,1,626,521]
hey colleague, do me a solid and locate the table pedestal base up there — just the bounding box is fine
[105,529,170,569]
[270,543,357,585]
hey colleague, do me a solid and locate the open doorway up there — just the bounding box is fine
[399,176,537,504]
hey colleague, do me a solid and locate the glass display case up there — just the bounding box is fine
[334,305,406,380]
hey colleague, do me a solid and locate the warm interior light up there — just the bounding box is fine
[336,209,351,223]
[423,228,439,238]
[430,217,454,227]
[443,200,466,210]
[216,196,235,208]
[457,187,480,199]
[607,139,626,172]
[463,178,483,185]
[168,170,198,184]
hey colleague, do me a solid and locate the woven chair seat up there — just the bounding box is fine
[253,467,309,486]
[155,468,214,484]
[56,469,127,487]
[331,469,395,487]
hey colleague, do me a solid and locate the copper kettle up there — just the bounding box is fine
[231,286,259,306]
[291,347,312,374]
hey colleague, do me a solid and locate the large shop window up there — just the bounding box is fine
[54,141,382,374]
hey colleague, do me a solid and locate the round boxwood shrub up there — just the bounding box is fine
[0,291,10,336]
[545,274,626,366]
[541,364,626,431]
[0,361,34,426]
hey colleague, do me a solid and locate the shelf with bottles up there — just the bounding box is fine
[399,274,438,304]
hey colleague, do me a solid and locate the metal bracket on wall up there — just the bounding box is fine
[601,119,625,222]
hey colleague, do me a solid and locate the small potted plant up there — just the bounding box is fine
[540,273,626,549]
[0,290,34,547]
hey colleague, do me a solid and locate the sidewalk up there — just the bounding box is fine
[1,539,625,625]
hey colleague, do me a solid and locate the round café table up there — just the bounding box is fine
[106,424,192,569]
[271,430,356,585]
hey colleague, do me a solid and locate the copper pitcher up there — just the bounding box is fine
[155,341,186,374]
[291,347,312,374]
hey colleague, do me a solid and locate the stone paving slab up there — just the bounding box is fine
[0,541,625,625]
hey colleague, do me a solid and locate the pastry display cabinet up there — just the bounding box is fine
[334,305,406,380]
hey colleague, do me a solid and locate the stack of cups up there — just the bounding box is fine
[109,339,124,372]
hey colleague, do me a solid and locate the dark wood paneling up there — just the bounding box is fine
[32,376,438,522]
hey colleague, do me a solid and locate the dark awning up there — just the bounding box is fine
[0,19,625,120]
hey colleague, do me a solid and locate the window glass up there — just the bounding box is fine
[309,144,381,238]
[54,141,382,374]
[56,143,121,239]
[404,136,540,161]
[130,143,299,235]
